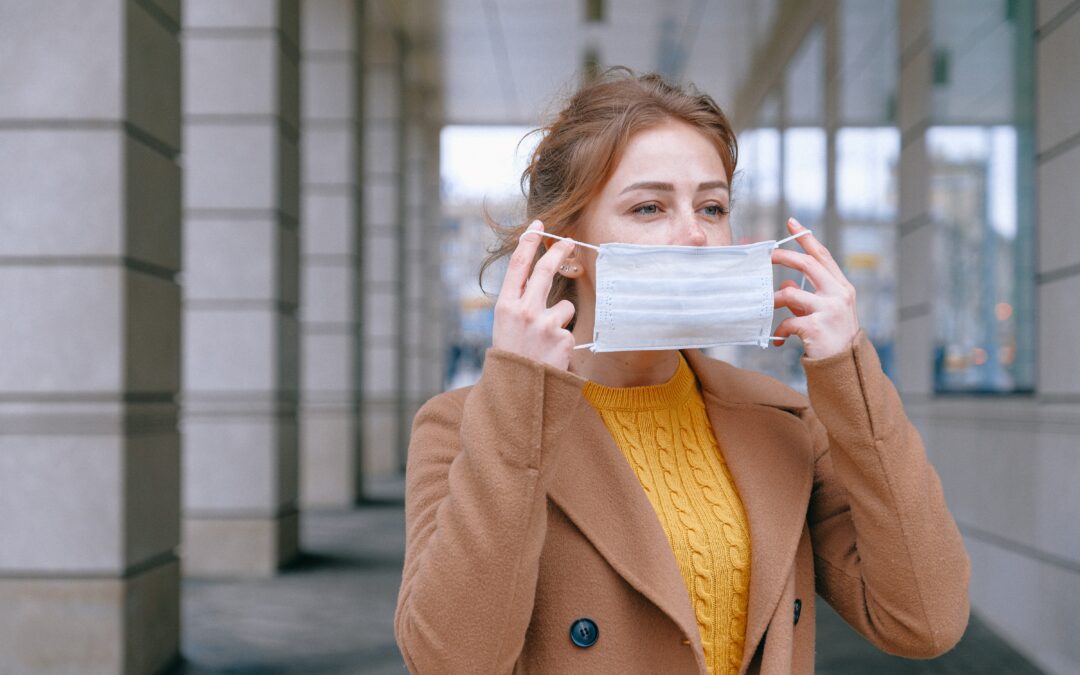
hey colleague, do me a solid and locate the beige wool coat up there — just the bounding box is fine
[394,330,971,674]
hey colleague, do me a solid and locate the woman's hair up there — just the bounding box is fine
[479,67,739,312]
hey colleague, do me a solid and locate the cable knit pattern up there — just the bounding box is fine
[583,354,751,675]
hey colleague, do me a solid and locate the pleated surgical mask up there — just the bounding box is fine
[530,229,811,353]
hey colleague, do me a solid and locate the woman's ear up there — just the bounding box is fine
[558,249,584,279]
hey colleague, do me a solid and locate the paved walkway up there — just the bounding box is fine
[168,479,1043,674]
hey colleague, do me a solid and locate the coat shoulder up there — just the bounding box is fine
[413,385,471,427]
[406,388,473,469]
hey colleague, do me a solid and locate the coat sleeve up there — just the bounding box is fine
[802,329,971,659]
[394,348,585,674]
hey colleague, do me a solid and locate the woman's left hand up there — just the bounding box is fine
[771,218,861,359]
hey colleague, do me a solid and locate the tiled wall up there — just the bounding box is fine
[899,2,1080,673]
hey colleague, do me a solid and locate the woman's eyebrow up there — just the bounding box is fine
[620,181,674,194]
[619,180,729,194]
[697,180,729,193]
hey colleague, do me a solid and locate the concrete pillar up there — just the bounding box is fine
[402,91,423,470]
[402,29,445,456]
[895,0,934,397]
[823,0,839,255]
[0,1,182,672]
[361,16,405,480]
[418,114,447,410]
[1034,1,1078,397]
[298,0,365,508]
[181,0,302,576]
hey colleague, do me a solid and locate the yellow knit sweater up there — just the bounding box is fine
[582,354,751,675]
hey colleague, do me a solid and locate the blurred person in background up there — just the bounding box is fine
[395,68,969,674]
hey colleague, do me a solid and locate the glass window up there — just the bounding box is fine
[928,0,1034,393]
[439,125,538,389]
[783,22,826,237]
[732,125,781,244]
[771,25,826,390]
[837,128,899,374]
[783,127,826,232]
[725,27,826,391]
[840,0,898,125]
[837,0,900,377]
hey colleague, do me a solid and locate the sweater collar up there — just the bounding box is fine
[581,353,698,412]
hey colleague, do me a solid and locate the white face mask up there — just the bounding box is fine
[533,230,810,353]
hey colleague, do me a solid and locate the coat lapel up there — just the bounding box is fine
[683,350,815,674]
[546,397,705,661]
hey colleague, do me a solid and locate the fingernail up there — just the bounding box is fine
[528,220,542,231]
[790,217,803,229]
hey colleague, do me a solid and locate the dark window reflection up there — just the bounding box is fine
[929,126,1034,393]
[929,0,1035,394]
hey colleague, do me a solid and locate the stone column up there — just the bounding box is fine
[298,0,365,508]
[895,0,934,397]
[1036,0,1080,398]
[421,118,448,403]
[181,0,302,576]
[417,115,447,411]
[401,88,423,473]
[0,1,182,672]
[823,0,839,254]
[402,30,446,437]
[361,17,405,480]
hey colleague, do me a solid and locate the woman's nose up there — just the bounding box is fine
[672,211,707,246]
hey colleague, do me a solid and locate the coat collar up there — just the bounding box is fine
[547,350,814,674]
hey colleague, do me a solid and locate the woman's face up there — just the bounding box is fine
[563,119,733,312]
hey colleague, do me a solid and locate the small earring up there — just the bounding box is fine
[559,264,571,273]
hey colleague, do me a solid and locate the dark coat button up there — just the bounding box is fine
[569,618,599,648]
[793,598,802,625]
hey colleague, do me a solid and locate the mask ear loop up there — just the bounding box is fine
[520,229,602,251]
[769,229,813,344]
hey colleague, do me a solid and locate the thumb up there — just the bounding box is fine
[772,316,806,347]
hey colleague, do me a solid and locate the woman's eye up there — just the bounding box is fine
[702,204,729,217]
[633,203,659,216]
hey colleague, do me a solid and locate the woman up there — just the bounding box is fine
[394,69,970,674]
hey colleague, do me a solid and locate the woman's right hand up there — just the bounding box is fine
[491,220,577,370]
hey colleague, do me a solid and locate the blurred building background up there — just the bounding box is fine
[0,0,1077,673]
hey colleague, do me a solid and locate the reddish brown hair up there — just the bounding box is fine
[480,67,739,310]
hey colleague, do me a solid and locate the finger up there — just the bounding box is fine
[779,279,800,291]
[548,299,576,328]
[524,237,575,305]
[499,220,544,300]
[772,248,842,295]
[785,218,847,284]
[772,316,809,346]
[774,286,823,317]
